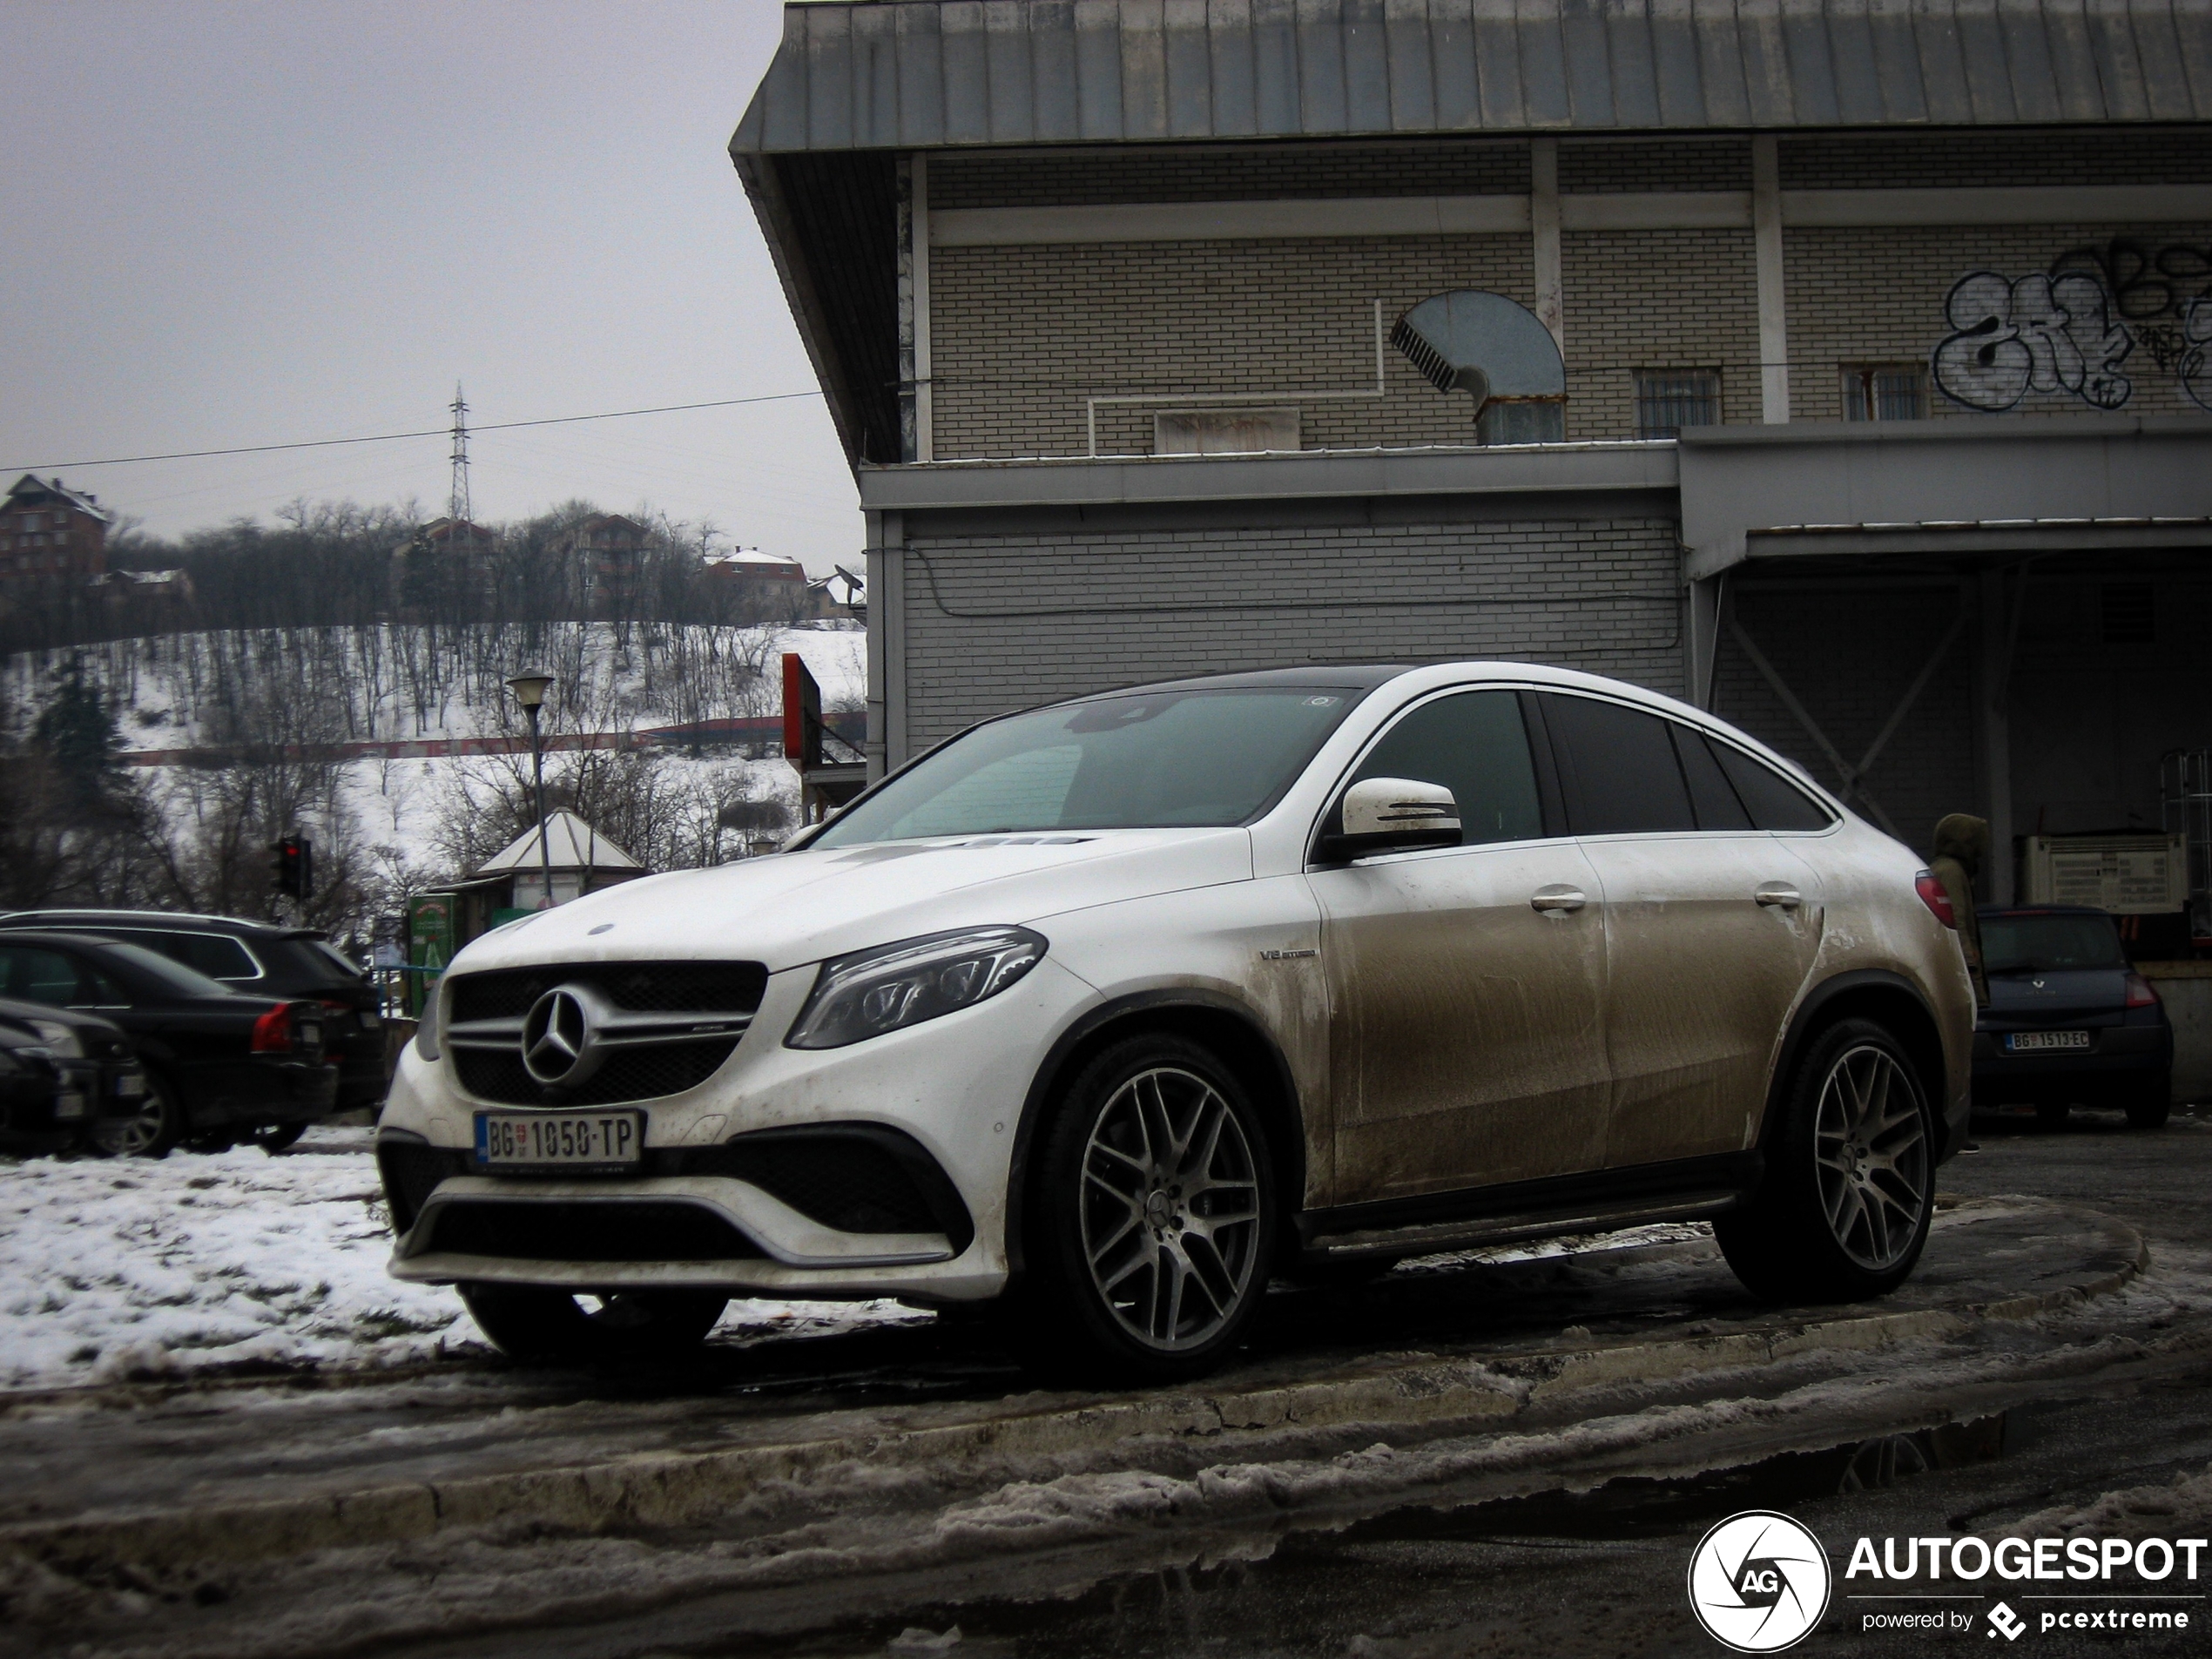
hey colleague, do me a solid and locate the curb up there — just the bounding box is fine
[0,1208,2148,1582]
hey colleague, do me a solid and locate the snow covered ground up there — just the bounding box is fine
[0,1123,1710,1395]
[0,1130,919,1392]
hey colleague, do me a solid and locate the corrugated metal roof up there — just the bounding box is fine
[732,0,2212,153]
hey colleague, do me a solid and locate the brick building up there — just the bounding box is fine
[569,513,650,616]
[2,474,111,588]
[732,0,2212,900]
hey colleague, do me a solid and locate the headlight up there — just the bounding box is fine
[415,982,442,1060]
[28,1021,83,1059]
[786,927,1047,1050]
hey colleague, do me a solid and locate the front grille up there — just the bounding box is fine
[679,1125,974,1251]
[448,961,766,1023]
[453,1039,739,1106]
[377,1139,471,1234]
[421,1199,762,1262]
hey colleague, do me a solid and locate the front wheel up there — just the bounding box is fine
[457,1285,728,1365]
[1716,1018,1934,1304]
[1019,1035,1277,1383]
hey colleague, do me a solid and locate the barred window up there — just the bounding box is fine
[1634,370,1721,439]
[1842,365,1929,421]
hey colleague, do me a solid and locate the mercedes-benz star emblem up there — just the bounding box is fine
[521,986,601,1086]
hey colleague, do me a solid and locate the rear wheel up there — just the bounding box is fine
[1019,1035,1277,1383]
[457,1285,729,1365]
[90,1072,185,1158]
[2121,1076,2172,1131]
[1716,1018,1933,1304]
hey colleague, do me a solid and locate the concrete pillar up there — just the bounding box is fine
[1531,138,1563,353]
[1978,569,2015,903]
[1752,136,1790,424]
[911,154,934,464]
[863,514,890,783]
[1686,575,1723,709]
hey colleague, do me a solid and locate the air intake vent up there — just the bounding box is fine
[448,961,766,1023]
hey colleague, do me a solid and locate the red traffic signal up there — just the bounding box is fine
[269,834,313,900]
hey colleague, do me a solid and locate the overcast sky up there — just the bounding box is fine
[0,2,860,570]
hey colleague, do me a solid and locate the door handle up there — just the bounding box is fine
[1530,885,1588,913]
[1754,883,1803,908]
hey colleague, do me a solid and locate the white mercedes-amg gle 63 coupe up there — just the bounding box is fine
[379,662,1973,1379]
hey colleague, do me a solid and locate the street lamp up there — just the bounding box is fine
[505,671,557,910]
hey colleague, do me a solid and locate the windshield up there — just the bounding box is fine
[1982,914,2128,974]
[812,688,1361,847]
[97,939,239,998]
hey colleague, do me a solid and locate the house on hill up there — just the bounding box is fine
[1,475,111,615]
[566,513,651,617]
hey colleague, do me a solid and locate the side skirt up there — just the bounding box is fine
[1295,1152,1762,1262]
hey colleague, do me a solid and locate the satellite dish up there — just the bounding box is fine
[1390,292,1565,407]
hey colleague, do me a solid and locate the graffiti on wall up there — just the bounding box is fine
[1932,237,2212,415]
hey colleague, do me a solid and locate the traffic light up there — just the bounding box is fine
[269,835,312,900]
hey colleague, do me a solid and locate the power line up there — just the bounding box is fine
[4,390,823,472]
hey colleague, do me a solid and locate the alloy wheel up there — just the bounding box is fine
[92,1097,167,1157]
[1812,1043,1929,1271]
[1079,1065,1262,1352]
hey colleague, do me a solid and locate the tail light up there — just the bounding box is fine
[1914,871,1957,928]
[2125,973,2161,1009]
[251,1004,293,1053]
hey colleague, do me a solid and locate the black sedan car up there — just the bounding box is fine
[0,995,147,1155]
[1971,905,2175,1130]
[0,932,336,1157]
[0,909,388,1116]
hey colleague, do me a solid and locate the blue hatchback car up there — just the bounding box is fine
[1971,906,2175,1130]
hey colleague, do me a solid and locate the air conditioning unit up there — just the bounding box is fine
[2020,833,2188,914]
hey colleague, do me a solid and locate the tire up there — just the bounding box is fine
[2123,1076,2172,1131]
[1716,1018,1934,1304]
[90,1072,186,1159]
[456,1285,729,1366]
[1017,1034,1277,1383]
[251,1123,307,1155]
[2035,1100,2070,1130]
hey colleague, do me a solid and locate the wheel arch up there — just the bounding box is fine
[1004,989,1307,1283]
[1760,969,1953,1159]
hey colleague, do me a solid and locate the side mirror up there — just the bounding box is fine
[1320,777,1462,861]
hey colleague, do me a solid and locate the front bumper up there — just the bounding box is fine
[376,956,1102,1301]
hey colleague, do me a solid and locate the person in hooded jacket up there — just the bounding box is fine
[1929,813,1991,1008]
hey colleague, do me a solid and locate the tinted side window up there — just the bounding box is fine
[1540,694,1696,835]
[1711,743,1837,831]
[0,947,84,1008]
[1351,690,1543,846]
[154,931,260,981]
[1673,727,1754,831]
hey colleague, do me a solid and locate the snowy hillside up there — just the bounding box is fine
[3,621,867,907]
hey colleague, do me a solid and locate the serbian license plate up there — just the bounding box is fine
[113,1071,146,1098]
[2006,1029,2091,1053]
[475,1110,644,1171]
[54,1091,86,1121]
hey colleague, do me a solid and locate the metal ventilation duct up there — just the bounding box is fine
[1391,292,1566,405]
